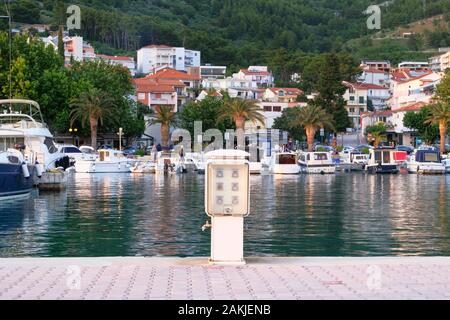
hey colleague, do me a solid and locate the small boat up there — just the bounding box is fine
[75,149,131,173]
[366,148,405,174]
[407,149,445,175]
[130,160,156,174]
[156,152,187,174]
[0,149,35,199]
[298,151,335,174]
[269,152,300,175]
[443,158,450,174]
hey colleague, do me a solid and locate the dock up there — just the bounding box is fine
[1,257,449,300]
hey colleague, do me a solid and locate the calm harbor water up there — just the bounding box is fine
[0,173,450,257]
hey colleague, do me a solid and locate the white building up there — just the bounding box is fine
[41,35,96,65]
[360,60,391,73]
[343,82,369,129]
[429,52,450,73]
[257,102,305,129]
[200,65,227,80]
[137,45,201,74]
[391,102,428,146]
[234,66,274,88]
[398,61,429,70]
[97,54,136,76]
[358,69,390,87]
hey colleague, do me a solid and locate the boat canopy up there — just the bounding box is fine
[0,99,45,125]
[415,150,440,163]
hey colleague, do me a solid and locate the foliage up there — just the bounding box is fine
[217,98,265,130]
[179,97,234,137]
[272,107,305,142]
[403,107,440,144]
[366,123,387,147]
[148,106,177,147]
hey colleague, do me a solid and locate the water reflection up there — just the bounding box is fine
[0,173,449,257]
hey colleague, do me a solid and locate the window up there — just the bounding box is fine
[273,106,282,112]
[138,93,145,100]
[349,108,355,113]
[359,108,365,113]
[424,153,438,162]
[349,96,355,101]
[314,153,328,161]
[383,151,391,164]
[264,106,272,112]
[359,97,365,104]
[63,147,82,154]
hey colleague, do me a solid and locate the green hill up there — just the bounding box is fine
[2,0,450,65]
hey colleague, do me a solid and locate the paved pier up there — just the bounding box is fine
[0,257,450,300]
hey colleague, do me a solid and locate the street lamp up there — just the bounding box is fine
[69,128,78,145]
[117,127,124,151]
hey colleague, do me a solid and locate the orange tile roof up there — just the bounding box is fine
[142,44,173,49]
[240,69,271,76]
[393,102,428,113]
[268,88,303,95]
[146,68,201,81]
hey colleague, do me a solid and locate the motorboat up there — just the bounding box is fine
[269,152,300,175]
[130,159,156,174]
[407,149,445,174]
[0,148,36,199]
[298,151,335,174]
[366,148,406,174]
[75,149,132,173]
[156,151,187,174]
[443,158,450,174]
[0,99,70,174]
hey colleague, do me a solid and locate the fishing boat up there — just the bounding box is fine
[75,149,132,173]
[298,151,335,174]
[366,147,406,174]
[407,149,445,174]
[269,152,300,175]
[0,148,36,199]
[0,99,70,185]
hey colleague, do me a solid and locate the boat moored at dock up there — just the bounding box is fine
[0,148,35,199]
[366,148,406,174]
[75,149,132,173]
[298,151,335,174]
[269,152,300,175]
[407,149,445,175]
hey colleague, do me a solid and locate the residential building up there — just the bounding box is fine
[202,77,264,100]
[360,60,391,73]
[361,110,393,136]
[429,51,450,73]
[97,54,136,76]
[234,66,274,88]
[200,65,227,80]
[196,90,223,101]
[358,69,390,87]
[133,78,183,112]
[136,45,201,74]
[398,61,429,70]
[263,88,303,103]
[343,82,369,129]
[389,70,442,110]
[391,102,429,146]
[144,67,200,107]
[42,35,96,64]
[257,102,306,129]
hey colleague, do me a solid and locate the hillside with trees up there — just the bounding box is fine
[1,0,449,67]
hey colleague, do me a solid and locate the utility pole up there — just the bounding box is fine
[1,0,12,100]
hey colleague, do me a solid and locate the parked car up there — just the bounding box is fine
[122,147,137,156]
[397,145,414,155]
[98,145,113,150]
[341,146,356,154]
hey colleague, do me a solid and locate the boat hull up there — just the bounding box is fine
[75,160,131,173]
[271,164,300,175]
[0,163,34,198]
[407,163,445,175]
[366,164,399,174]
[299,163,336,174]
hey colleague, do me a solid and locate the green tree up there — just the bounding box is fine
[217,98,265,131]
[289,104,335,152]
[425,104,450,154]
[366,123,387,148]
[148,106,177,147]
[273,107,305,142]
[404,107,440,144]
[179,97,233,138]
[70,88,117,148]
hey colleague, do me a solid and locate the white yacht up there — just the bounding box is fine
[0,99,69,174]
[407,149,445,174]
[75,149,132,173]
[269,152,300,175]
[298,151,336,174]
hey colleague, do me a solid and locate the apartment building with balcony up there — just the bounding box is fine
[96,54,136,76]
[137,45,201,74]
[360,60,391,73]
[343,82,369,129]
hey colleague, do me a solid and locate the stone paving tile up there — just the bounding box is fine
[0,257,450,300]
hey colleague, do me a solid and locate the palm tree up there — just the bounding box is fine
[290,104,335,152]
[70,88,116,149]
[217,98,265,131]
[148,106,177,147]
[425,103,450,154]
